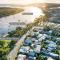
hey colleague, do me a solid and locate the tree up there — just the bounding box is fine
[9,40,16,49]
[43,25,50,31]
[36,55,47,60]
[33,14,48,26]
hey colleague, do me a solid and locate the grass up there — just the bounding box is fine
[0,7,24,17]
[0,40,17,60]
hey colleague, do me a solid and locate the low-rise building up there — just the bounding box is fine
[17,54,26,60]
[19,46,30,54]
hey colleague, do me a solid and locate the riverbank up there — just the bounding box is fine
[0,7,23,18]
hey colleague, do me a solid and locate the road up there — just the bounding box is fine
[7,27,45,60]
[7,31,29,60]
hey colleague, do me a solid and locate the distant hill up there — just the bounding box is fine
[0,7,24,18]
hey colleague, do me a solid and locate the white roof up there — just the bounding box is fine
[49,53,59,57]
[19,46,30,53]
[34,45,41,53]
[17,54,26,60]
[57,38,60,40]
[31,38,36,41]
[37,34,48,39]
[38,38,43,42]
[48,42,57,48]
[49,30,53,34]
[47,57,54,60]
[37,34,43,38]
[17,58,24,60]
[31,44,35,47]
[20,46,30,50]
[32,26,43,30]
[18,54,26,58]
[35,40,39,42]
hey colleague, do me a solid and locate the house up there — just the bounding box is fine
[32,26,44,31]
[34,45,41,53]
[38,37,43,42]
[17,54,26,60]
[57,38,60,40]
[56,38,60,42]
[48,52,59,59]
[37,34,43,38]
[47,41,57,51]
[28,50,36,57]
[48,30,53,34]
[19,46,30,54]
[41,51,59,59]
[34,40,40,45]
[31,38,36,42]
[31,43,35,48]
[24,39,32,46]
[56,38,60,45]
[28,56,36,60]
[45,36,52,39]
[47,57,54,60]
[37,34,48,40]
[33,31,39,36]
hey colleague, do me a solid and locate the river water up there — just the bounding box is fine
[0,6,44,36]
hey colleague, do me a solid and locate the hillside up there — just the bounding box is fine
[0,7,24,18]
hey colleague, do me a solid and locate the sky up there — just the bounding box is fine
[0,0,60,4]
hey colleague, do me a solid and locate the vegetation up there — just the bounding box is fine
[0,40,17,60]
[36,54,47,60]
[8,23,33,37]
[0,7,23,17]
[33,14,48,26]
[43,25,50,31]
[52,29,60,36]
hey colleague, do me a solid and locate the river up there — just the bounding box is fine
[0,6,44,36]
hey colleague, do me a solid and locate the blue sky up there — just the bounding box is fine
[0,0,60,4]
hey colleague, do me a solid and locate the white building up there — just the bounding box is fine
[47,57,54,60]
[17,54,26,60]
